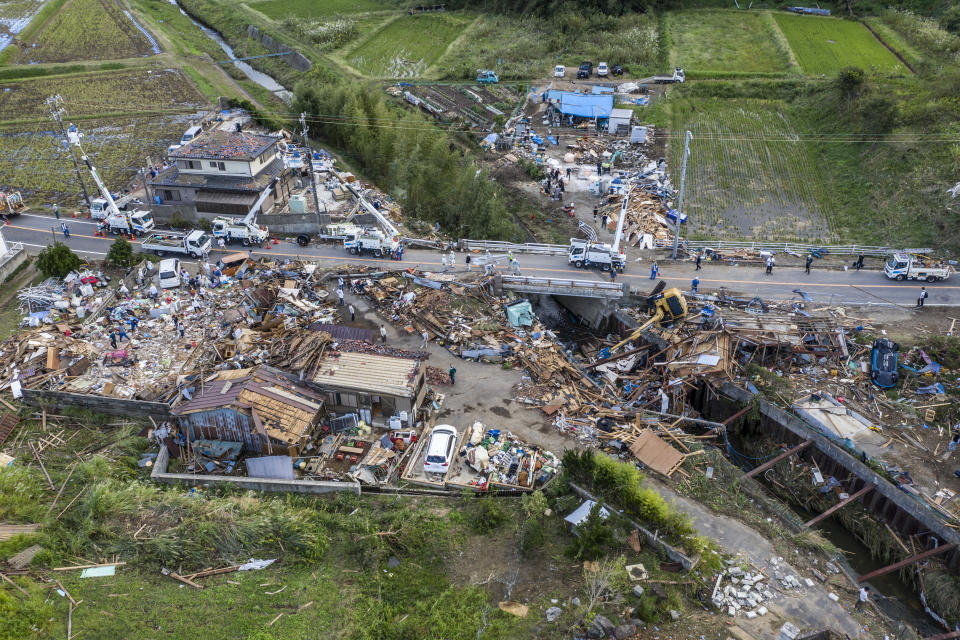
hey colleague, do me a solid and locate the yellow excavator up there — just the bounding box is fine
[610,281,687,352]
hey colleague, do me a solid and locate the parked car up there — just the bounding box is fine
[597,62,609,77]
[158,258,182,289]
[554,64,566,77]
[423,424,458,474]
[612,64,625,76]
[871,338,900,388]
[577,61,592,79]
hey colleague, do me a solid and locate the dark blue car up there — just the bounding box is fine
[871,339,899,388]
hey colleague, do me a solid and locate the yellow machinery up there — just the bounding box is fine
[611,284,687,352]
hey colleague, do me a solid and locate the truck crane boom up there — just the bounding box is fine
[342,180,400,240]
[610,187,630,255]
[67,123,124,220]
[242,177,280,225]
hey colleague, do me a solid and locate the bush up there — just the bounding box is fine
[106,236,134,267]
[168,214,191,229]
[565,501,614,560]
[469,499,507,533]
[517,518,544,554]
[35,242,81,278]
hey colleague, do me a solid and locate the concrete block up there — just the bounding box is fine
[745,611,757,619]
[828,592,839,602]
[804,578,814,587]
[757,606,768,616]
[728,606,736,616]
[779,622,801,640]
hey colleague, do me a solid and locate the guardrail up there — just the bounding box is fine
[459,239,567,256]
[0,241,24,273]
[651,238,925,257]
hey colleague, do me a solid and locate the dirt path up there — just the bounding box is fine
[650,478,867,637]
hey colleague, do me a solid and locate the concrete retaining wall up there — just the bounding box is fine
[258,212,320,235]
[0,244,28,283]
[20,389,173,418]
[246,26,312,72]
[569,482,699,571]
[151,445,359,495]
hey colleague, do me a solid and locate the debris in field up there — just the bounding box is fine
[239,558,277,571]
[498,601,529,617]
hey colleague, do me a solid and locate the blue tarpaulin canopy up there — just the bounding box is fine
[547,91,614,118]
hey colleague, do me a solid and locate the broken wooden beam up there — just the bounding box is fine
[804,483,876,528]
[161,568,203,589]
[744,440,813,478]
[924,631,960,640]
[857,543,957,583]
[721,406,751,426]
[53,562,127,571]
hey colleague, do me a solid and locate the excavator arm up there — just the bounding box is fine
[610,307,663,353]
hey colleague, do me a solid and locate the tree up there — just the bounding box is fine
[106,236,134,267]
[836,67,865,100]
[942,6,960,34]
[35,242,80,278]
[566,502,614,560]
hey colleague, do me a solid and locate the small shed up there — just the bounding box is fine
[311,351,427,426]
[564,499,611,533]
[171,365,325,456]
[608,108,634,135]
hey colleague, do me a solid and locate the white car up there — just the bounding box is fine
[158,258,182,289]
[554,64,565,77]
[597,62,609,77]
[423,424,458,475]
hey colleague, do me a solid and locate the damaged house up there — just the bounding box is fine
[171,365,325,456]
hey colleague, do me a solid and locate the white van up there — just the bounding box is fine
[158,258,182,289]
[180,125,202,145]
[597,62,609,77]
[423,424,458,475]
[554,64,565,77]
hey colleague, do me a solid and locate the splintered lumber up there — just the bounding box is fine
[184,565,242,580]
[721,406,751,426]
[804,483,876,528]
[30,442,55,490]
[161,568,203,589]
[744,441,813,478]
[0,413,19,447]
[629,430,685,477]
[857,543,957,583]
[584,345,651,370]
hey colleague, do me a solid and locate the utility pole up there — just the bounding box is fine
[299,112,323,231]
[671,130,693,260]
[46,95,92,210]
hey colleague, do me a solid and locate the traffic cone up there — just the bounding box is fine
[273,237,278,245]
[264,242,270,249]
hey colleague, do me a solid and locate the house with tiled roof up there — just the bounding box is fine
[150,131,295,216]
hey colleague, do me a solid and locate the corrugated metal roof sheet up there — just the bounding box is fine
[171,377,249,415]
[308,323,375,343]
[312,351,420,398]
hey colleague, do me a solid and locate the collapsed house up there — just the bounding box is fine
[171,365,325,456]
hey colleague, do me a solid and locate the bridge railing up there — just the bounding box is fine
[651,238,925,257]
[459,239,567,256]
[500,275,624,295]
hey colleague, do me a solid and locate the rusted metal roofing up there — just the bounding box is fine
[171,376,248,415]
[169,131,277,161]
[307,323,374,343]
[312,351,421,398]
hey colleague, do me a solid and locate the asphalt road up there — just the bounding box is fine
[6,213,958,308]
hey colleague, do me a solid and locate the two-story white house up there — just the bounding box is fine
[149,131,294,216]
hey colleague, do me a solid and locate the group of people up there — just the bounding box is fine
[543,168,567,202]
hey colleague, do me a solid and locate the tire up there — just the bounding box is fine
[243,238,250,247]
[601,263,611,272]
[133,229,142,238]
[190,252,199,259]
[895,274,905,281]
[349,247,358,255]
[927,275,936,282]
[111,227,119,235]
[296,234,310,247]
[374,249,383,258]
[155,250,165,257]
[574,260,584,268]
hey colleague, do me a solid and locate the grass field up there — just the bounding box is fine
[17,0,158,63]
[667,10,793,73]
[773,13,907,74]
[248,0,393,20]
[346,12,472,78]
[669,98,835,241]
[435,13,660,81]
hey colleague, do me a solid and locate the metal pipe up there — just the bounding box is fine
[671,130,692,260]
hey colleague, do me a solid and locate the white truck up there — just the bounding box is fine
[105,209,155,236]
[341,180,403,259]
[344,227,400,257]
[211,216,269,246]
[568,187,630,272]
[884,252,953,282]
[142,230,212,259]
[652,67,685,84]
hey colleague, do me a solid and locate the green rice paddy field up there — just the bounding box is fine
[667,10,793,73]
[345,13,474,78]
[773,13,907,75]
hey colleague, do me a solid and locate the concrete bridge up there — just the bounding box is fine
[497,275,625,299]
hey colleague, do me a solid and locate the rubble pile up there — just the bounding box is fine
[711,564,776,619]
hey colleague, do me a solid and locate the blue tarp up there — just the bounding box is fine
[549,92,614,118]
[591,85,615,94]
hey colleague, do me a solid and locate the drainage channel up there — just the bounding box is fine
[167,0,293,103]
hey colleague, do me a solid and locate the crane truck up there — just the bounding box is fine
[341,181,401,258]
[568,188,629,272]
[609,281,687,353]
[141,230,212,259]
[210,177,276,247]
[884,252,953,282]
[67,123,155,237]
